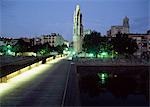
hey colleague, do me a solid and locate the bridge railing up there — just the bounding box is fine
[0,54,66,83]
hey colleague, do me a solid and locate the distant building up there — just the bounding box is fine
[41,34,51,44]
[147,35,150,52]
[9,39,18,46]
[0,37,19,46]
[33,37,42,45]
[19,38,33,46]
[128,33,150,56]
[83,29,92,36]
[69,41,73,48]
[0,41,6,46]
[73,5,83,53]
[41,33,64,47]
[64,40,70,47]
[147,30,150,34]
[0,37,12,45]
[107,16,130,37]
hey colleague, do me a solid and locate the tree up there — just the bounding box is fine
[111,33,138,55]
[33,43,52,56]
[82,31,101,57]
[55,44,68,54]
[12,39,31,55]
[0,45,6,54]
[0,44,14,55]
[99,36,113,53]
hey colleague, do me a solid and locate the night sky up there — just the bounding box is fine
[1,0,149,41]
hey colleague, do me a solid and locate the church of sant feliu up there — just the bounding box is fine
[73,5,130,54]
[73,5,83,53]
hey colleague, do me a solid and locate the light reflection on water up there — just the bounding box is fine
[78,67,149,106]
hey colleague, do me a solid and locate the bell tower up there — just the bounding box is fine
[123,16,129,33]
[73,5,83,53]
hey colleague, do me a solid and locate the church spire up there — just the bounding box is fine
[123,16,129,28]
[73,5,83,53]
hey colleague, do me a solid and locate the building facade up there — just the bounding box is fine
[83,29,92,36]
[41,33,64,47]
[107,16,130,37]
[73,5,83,53]
[64,40,70,47]
[33,37,42,45]
[128,33,150,56]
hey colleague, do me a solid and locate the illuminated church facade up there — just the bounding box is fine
[73,5,83,53]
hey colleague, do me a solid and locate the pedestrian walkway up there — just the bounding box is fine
[0,57,71,107]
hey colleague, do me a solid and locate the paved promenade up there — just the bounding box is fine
[0,57,71,107]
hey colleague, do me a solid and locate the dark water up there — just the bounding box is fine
[77,66,149,106]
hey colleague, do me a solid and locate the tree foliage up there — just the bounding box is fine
[82,31,101,56]
[0,45,6,54]
[31,42,52,55]
[111,33,138,55]
[12,39,31,54]
[82,31,138,57]
[55,44,68,54]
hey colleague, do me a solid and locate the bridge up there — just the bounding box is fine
[0,55,149,106]
[0,56,72,106]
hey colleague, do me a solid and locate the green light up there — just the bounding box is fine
[97,72,108,80]
[89,53,94,57]
[97,72,108,85]
[101,52,107,56]
[72,51,76,55]
[101,74,105,79]
[98,51,109,58]
[7,50,11,53]
[65,48,68,51]
[68,51,71,54]
[63,50,68,54]
[7,45,11,48]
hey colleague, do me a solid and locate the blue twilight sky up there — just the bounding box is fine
[0,0,149,41]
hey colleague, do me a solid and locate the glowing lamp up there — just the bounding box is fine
[89,53,94,57]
